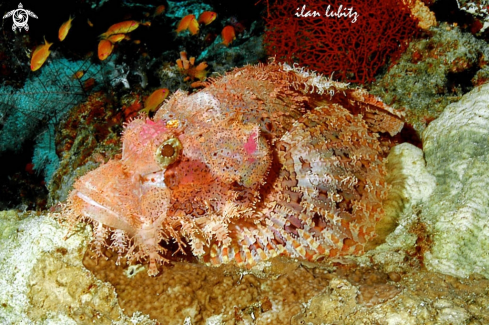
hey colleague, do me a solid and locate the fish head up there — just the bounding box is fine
[121,118,182,178]
[153,91,272,206]
[68,118,179,231]
[69,103,271,226]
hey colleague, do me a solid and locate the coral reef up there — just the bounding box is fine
[421,82,489,279]
[4,0,489,323]
[262,0,420,83]
[28,253,122,324]
[64,62,404,276]
[47,91,123,206]
[84,252,332,324]
[456,0,489,33]
[0,210,156,324]
[291,269,489,325]
[0,58,108,182]
[370,22,489,134]
[3,209,489,324]
[0,58,104,152]
[0,210,86,324]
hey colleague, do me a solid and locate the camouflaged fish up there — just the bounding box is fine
[64,62,404,276]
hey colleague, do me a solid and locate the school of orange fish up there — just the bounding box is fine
[30,6,238,115]
[31,8,235,68]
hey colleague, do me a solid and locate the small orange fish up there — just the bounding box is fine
[31,37,53,71]
[107,33,126,43]
[221,25,236,47]
[100,20,139,39]
[59,16,74,41]
[197,11,217,25]
[141,88,169,114]
[87,19,94,27]
[188,17,199,35]
[154,5,166,16]
[98,39,114,60]
[72,70,84,79]
[176,14,198,34]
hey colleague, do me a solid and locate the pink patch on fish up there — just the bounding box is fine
[244,131,258,163]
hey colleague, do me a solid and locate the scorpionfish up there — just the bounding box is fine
[65,62,404,276]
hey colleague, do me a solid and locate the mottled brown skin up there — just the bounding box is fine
[64,62,404,276]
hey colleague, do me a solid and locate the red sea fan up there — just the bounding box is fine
[262,0,420,83]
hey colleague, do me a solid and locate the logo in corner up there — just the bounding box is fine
[3,3,38,32]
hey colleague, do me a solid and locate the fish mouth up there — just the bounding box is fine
[74,190,138,235]
[140,169,166,186]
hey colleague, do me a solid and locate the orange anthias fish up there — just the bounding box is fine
[107,33,126,43]
[98,39,114,60]
[31,37,53,71]
[176,14,194,33]
[197,11,217,25]
[72,70,84,79]
[188,17,199,35]
[154,5,165,16]
[176,14,199,35]
[59,16,74,41]
[141,88,169,114]
[100,20,140,39]
[221,25,236,47]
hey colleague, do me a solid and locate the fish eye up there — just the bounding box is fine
[155,137,182,168]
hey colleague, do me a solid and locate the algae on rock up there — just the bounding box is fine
[370,23,489,134]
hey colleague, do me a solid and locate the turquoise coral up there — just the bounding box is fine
[0,59,107,182]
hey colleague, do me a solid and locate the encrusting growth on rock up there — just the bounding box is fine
[63,61,404,276]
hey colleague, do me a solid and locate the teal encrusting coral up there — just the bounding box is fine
[31,127,60,183]
[0,58,106,182]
